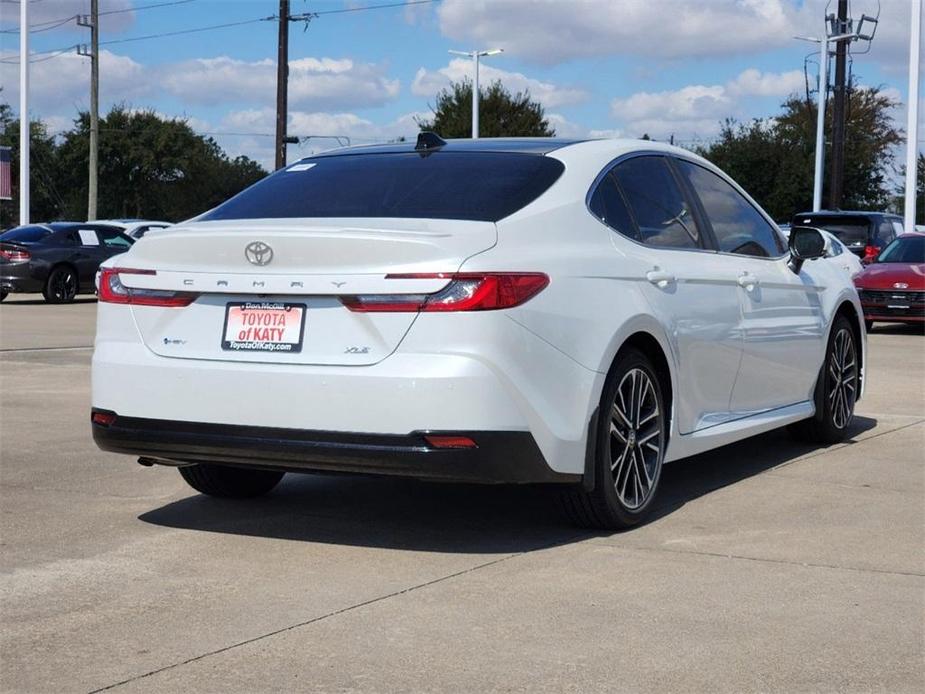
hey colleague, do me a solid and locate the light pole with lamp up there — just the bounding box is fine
[795,30,857,212]
[448,48,503,138]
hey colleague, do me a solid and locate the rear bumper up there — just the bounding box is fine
[91,411,577,484]
[0,264,45,293]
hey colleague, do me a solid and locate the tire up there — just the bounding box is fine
[43,265,79,304]
[0,291,7,302]
[561,348,668,530]
[864,320,873,333]
[789,315,859,444]
[178,464,285,498]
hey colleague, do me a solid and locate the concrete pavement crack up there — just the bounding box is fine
[589,542,925,578]
[87,531,591,693]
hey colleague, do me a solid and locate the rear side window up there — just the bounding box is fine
[0,225,51,243]
[678,161,783,257]
[588,174,637,240]
[202,152,565,223]
[875,221,896,246]
[609,156,701,249]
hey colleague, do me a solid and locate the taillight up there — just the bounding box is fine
[341,273,549,313]
[863,245,880,263]
[98,267,197,307]
[0,246,31,263]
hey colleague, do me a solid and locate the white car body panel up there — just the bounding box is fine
[92,139,866,479]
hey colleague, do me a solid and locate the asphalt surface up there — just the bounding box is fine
[1,293,923,693]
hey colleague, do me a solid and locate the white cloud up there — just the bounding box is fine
[610,68,807,139]
[159,56,400,110]
[411,58,587,108]
[726,69,804,97]
[0,49,147,115]
[437,0,802,64]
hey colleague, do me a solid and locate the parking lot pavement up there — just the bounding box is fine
[1,300,923,693]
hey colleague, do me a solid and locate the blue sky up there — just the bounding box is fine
[0,0,920,168]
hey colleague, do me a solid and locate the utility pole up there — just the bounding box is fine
[904,0,922,233]
[828,0,849,210]
[275,0,289,171]
[19,0,29,225]
[82,0,100,220]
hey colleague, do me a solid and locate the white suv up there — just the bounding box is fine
[91,135,864,528]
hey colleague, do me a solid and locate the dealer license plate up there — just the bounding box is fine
[222,302,306,353]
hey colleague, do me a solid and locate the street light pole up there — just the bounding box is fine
[796,31,856,211]
[449,48,503,138]
[904,0,922,233]
[19,0,29,225]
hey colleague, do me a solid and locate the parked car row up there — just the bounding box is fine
[0,219,171,303]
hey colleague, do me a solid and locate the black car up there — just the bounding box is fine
[0,223,134,303]
[791,210,905,263]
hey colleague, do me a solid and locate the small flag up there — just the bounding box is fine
[0,147,11,200]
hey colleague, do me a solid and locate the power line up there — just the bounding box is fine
[99,16,274,47]
[1,0,199,35]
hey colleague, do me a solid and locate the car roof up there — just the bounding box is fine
[303,137,590,159]
[794,210,900,219]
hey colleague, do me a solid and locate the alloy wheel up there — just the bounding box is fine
[607,368,664,510]
[52,270,77,302]
[828,328,857,430]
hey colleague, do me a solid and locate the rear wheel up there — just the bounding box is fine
[561,348,667,529]
[789,315,858,444]
[0,291,7,302]
[178,464,285,498]
[43,266,78,303]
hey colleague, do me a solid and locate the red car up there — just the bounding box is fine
[854,233,925,330]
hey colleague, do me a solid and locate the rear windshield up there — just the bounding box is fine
[877,236,925,264]
[201,152,565,223]
[0,225,51,243]
[794,216,870,246]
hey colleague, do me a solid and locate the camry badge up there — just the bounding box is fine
[245,241,273,266]
[893,282,909,289]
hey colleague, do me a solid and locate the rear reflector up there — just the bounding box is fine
[424,435,478,449]
[99,267,197,307]
[863,245,880,263]
[91,411,117,427]
[341,273,549,312]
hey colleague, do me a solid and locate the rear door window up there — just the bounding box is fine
[96,228,133,249]
[677,160,783,257]
[77,229,100,246]
[608,156,701,249]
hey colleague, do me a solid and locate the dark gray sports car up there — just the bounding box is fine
[0,223,134,303]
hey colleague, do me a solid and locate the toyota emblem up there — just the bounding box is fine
[245,241,273,266]
[893,282,909,289]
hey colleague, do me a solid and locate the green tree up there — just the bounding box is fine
[416,79,555,138]
[55,106,266,221]
[697,86,901,221]
[0,103,67,228]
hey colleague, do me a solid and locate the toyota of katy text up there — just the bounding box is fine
[91,135,866,529]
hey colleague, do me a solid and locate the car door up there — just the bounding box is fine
[594,155,744,434]
[71,228,109,285]
[675,158,826,414]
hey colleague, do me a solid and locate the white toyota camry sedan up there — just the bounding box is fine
[91,135,865,529]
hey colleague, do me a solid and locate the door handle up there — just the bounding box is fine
[737,273,759,291]
[646,270,675,288]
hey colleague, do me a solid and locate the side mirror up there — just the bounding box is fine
[788,225,828,274]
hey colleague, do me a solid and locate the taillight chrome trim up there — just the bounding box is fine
[98,267,198,307]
